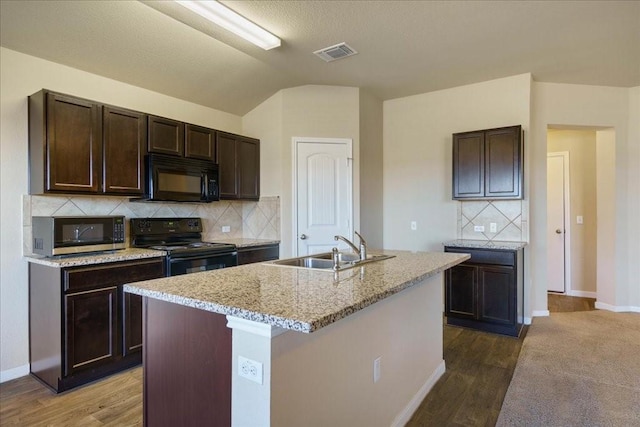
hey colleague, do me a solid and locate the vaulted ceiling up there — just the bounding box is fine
[1,1,638,116]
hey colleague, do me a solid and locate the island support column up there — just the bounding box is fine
[226,273,446,427]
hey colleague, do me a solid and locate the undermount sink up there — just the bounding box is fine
[267,252,395,271]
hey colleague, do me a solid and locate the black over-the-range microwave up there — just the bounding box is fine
[145,153,220,203]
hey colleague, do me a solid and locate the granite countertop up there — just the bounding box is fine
[443,239,528,250]
[25,248,165,268]
[211,238,280,248]
[124,250,469,333]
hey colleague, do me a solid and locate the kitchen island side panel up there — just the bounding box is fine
[269,273,444,426]
[143,297,232,427]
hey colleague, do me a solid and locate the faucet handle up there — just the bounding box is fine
[354,231,367,260]
[331,247,340,271]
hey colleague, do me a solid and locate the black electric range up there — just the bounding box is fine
[131,218,237,276]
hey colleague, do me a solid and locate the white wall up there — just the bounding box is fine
[359,90,384,249]
[0,47,243,380]
[628,87,640,308]
[531,82,638,313]
[244,85,361,258]
[382,74,532,253]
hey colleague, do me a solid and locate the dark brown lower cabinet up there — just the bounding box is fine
[29,257,164,392]
[444,246,524,337]
[64,287,118,376]
[237,243,279,265]
[123,293,143,356]
[143,297,231,427]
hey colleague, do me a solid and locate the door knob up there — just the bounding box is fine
[300,234,307,240]
[555,229,562,234]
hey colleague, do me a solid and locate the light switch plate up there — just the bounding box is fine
[577,216,583,224]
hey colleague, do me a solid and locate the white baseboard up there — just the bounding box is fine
[532,310,550,318]
[524,317,532,325]
[568,290,597,298]
[0,363,30,383]
[595,302,640,313]
[391,360,446,427]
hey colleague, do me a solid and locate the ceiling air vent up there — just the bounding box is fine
[313,42,358,62]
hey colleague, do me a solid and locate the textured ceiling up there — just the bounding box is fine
[1,0,639,116]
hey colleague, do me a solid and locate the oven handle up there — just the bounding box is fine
[168,251,238,263]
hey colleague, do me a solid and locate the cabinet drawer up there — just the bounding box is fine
[445,247,515,266]
[64,259,164,292]
[237,245,279,265]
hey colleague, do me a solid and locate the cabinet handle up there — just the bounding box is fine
[300,234,307,240]
[555,229,562,234]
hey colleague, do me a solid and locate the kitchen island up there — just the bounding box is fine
[124,250,469,427]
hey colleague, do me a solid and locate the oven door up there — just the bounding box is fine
[168,252,238,276]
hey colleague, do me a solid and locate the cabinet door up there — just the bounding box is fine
[217,133,239,198]
[123,292,143,356]
[452,131,484,199]
[445,264,477,319]
[64,287,118,376]
[238,137,260,200]
[103,106,147,195]
[148,115,184,156]
[484,126,522,198]
[478,266,515,325]
[185,124,216,161]
[46,93,101,193]
[237,244,279,265]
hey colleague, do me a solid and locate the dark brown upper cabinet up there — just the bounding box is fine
[103,106,147,195]
[216,132,260,200]
[29,90,148,196]
[29,91,102,194]
[148,115,184,156]
[185,124,216,161]
[452,125,523,200]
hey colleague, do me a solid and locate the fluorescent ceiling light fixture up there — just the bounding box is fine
[175,0,281,50]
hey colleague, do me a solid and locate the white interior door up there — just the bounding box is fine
[547,152,569,293]
[295,138,352,256]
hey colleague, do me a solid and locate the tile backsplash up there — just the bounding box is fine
[457,200,528,242]
[23,195,280,255]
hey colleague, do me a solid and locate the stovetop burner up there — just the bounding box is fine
[130,218,237,258]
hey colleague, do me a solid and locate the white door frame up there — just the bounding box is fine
[547,151,572,294]
[292,137,353,257]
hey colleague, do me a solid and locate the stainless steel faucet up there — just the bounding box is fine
[334,231,367,261]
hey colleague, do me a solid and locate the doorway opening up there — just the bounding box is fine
[546,126,614,300]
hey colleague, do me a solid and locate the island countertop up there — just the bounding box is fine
[124,250,469,333]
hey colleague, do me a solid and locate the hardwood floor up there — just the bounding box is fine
[0,367,142,426]
[1,295,596,427]
[547,293,596,312]
[406,325,527,427]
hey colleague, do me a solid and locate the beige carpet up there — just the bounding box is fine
[497,310,640,426]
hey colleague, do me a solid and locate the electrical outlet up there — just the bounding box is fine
[474,225,485,232]
[490,223,497,233]
[410,221,417,231]
[238,356,263,384]
[222,225,231,233]
[373,357,381,383]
